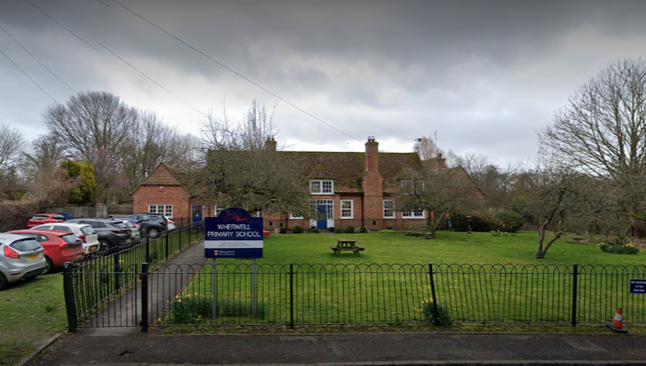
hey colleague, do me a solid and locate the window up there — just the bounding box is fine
[340,200,353,219]
[149,204,173,218]
[310,180,334,194]
[290,213,304,219]
[383,200,395,218]
[400,180,424,193]
[214,206,225,217]
[402,207,425,219]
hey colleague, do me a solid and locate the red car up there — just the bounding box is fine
[8,229,85,274]
[26,213,67,228]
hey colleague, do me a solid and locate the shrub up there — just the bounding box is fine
[292,225,303,234]
[334,227,344,234]
[599,243,640,255]
[451,213,495,232]
[279,227,287,234]
[359,226,368,233]
[417,298,453,327]
[495,211,525,233]
[307,227,320,233]
[344,225,355,233]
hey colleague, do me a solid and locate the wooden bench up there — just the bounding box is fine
[330,239,365,256]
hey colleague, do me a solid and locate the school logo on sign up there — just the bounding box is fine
[204,208,263,259]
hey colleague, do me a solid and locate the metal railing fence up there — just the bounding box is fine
[143,262,646,329]
[64,221,205,330]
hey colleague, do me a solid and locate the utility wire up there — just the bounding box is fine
[0,47,56,102]
[23,0,98,51]
[99,42,210,119]
[0,24,76,94]
[111,0,360,143]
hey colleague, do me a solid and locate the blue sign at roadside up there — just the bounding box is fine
[204,208,263,259]
[630,279,646,294]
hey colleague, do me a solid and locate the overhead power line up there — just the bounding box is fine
[23,0,98,51]
[0,24,76,94]
[99,42,209,119]
[0,47,56,102]
[111,0,360,143]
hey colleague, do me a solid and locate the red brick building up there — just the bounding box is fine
[131,137,483,231]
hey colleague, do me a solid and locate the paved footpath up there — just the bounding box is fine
[20,239,646,366]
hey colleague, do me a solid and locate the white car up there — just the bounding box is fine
[31,223,100,255]
[115,220,141,242]
[165,216,176,230]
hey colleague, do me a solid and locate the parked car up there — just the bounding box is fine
[165,216,176,231]
[26,213,67,228]
[66,218,132,252]
[7,229,85,274]
[126,213,168,238]
[115,219,141,242]
[30,223,100,255]
[0,233,46,290]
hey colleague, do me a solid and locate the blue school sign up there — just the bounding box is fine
[204,208,263,258]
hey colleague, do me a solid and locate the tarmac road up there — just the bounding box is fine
[21,327,646,366]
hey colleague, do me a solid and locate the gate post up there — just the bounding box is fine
[141,262,149,332]
[571,264,578,327]
[428,263,439,326]
[63,262,78,332]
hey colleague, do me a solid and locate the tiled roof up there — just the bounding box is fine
[280,151,423,193]
[137,163,183,187]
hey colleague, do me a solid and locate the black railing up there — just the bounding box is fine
[64,233,646,330]
[145,262,646,329]
[64,221,205,331]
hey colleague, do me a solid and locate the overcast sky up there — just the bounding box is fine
[1,0,645,166]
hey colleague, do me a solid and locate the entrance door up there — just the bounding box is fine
[192,204,204,223]
[316,205,328,229]
[312,199,334,229]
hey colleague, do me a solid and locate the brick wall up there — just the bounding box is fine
[132,185,190,218]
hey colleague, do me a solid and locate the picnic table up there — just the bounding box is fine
[330,239,365,256]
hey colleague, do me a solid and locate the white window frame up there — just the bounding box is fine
[290,213,304,219]
[400,180,424,193]
[383,200,395,219]
[402,207,425,219]
[310,179,334,194]
[214,206,225,217]
[149,204,173,218]
[340,200,353,219]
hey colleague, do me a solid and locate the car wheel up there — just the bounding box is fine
[0,273,7,291]
[99,240,111,255]
[148,228,159,238]
[42,257,54,275]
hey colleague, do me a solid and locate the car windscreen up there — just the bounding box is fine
[11,238,42,251]
[30,215,48,220]
[61,234,82,245]
[80,226,96,235]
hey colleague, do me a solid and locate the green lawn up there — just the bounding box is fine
[3,230,644,366]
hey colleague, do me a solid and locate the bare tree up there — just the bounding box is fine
[202,99,279,152]
[397,165,484,239]
[42,91,137,203]
[0,124,24,188]
[540,59,646,236]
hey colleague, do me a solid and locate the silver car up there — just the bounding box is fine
[0,233,46,290]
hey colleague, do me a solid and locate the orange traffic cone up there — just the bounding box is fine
[606,308,628,333]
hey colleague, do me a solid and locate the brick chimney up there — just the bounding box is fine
[265,136,277,152]
[362,136,384,229]
[365,136,379,173]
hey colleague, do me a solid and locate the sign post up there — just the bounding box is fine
[204,208,264,319]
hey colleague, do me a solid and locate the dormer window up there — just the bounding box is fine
[400,180,424,193]
[310,179,334,194]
